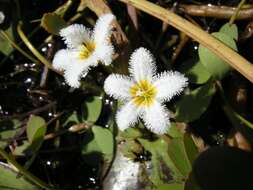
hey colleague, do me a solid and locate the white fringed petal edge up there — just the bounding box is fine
[59,24,93,49]
[142,101,170,134]
[129,47,157,82]
[116,101,140,131]
[93,14,115,46]
[153,71,188,102]
[104,74,133,101]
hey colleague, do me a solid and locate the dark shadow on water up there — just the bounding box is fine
[193,146,253,190]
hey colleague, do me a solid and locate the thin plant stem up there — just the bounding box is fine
[216,81,253,130]
[54,0,73,16]
[229,0,246,25]
[118,0,253,84]
[0,148,53,190]
[0,26,41,66]
[233,112,253,130]
[17,22,62,75]
[179,4,253,20]
[68,13,82,23]
[0,30,39,64]
[0,0,73,66]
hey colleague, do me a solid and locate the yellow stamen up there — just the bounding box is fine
[130,80,157,107]
[79,42,95,60]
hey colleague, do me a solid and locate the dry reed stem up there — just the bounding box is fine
[119,0,253,83]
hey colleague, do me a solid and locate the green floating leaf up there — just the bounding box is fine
[167,123,183,138]
[167,138,192,177]
[0,119,21,149]
[92,126,113,156]
[198,32,237,79]
[180,59,211,85]
[83,136,101,153]
[219,23,238,40]
[163,135,198,180]
[82,96,103,123]
[120,127,143,139]
[25,116,46,168]
[14,116,46,157]
[120,140,143,159]
[26,115,46,143]
[0,27,14,55]
[63,111,81,127]
[183,134,199,165]
[175,82,216,122]
[157,183,184,190]
[82,126,114,161]
[41,13,67,35]
[138,134,199,187]
[0,162,39,190]
[13,140,30,156]
[139,138,184,186]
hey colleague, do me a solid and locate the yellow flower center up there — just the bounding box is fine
[79,42,96,60]
[130,80,157,107]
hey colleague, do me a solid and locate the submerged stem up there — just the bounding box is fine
[216,81,253,130]
[17,22,62,75]
[0,30,39,64]
[0,148,53,190]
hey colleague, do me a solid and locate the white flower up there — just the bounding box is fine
[0,11,5,24]
[104,47,188,134]
[52,14,115,88]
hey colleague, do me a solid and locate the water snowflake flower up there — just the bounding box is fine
[104,47,188,134]
[52,14,115,88]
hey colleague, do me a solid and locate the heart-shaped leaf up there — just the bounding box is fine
[82,96,103,123]
[219,23,238,40]
[82,126,114,161]
[175,82,216,122]
[41,13,67,35]
[198,32,237,79]
[26,115,46,143]
[179,59,211,85]
[0,119,21,149]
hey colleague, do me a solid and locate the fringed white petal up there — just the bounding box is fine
[93,14,115,46]
[94,44,114,65]
[60,24,93,49]
[104,74,133,101]
[64,70,81,88]
[52,49,73,71]
[62,59,91,88]
[129,47,157,82]
[116,101,139,131]
[153,71,188,102]
[53,48,95,72]
[142,101,170,134]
